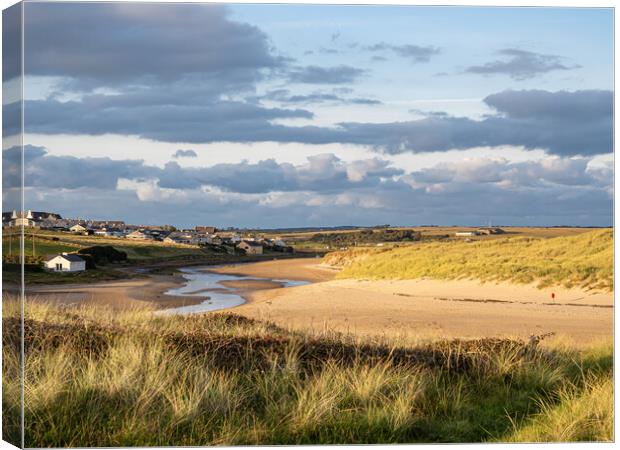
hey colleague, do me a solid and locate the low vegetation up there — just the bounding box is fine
[310,229,421,247]
[2,298,612,446]
[327,229,613,291]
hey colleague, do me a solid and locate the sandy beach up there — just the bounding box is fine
[213,259,613,346]
[22,258,613,345]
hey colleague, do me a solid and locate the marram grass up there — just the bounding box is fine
[2,298,613,446]
[328,229,613,291]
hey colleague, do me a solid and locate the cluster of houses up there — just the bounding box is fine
[2,210,128,235]
[454,227,505,237]
[3,210,293,272]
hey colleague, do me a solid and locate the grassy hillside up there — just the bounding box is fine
[2,235,80,257]
[327,229,613,291]
[3,298,612,446]
[113,244,206,261]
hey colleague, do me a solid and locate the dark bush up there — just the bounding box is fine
[77,246,127,265]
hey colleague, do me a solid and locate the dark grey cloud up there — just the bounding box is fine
[7,146,401,195]
[9,89,612,157]
[23,2,282,88]
[287,65,366,84]
[335,89,613,156]
[465,49,580,80]
[15,148,611,228]
[2,3,22,82]
[4,145,155,190]
[172,149,198,159]
[12,95,312,142]
[365,43,440,63]
[158,154,401,193]
[263,89,381,105]
[21,178,612,229]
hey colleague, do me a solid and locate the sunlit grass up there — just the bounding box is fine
[328,229,612,291]
[2,297,613,446]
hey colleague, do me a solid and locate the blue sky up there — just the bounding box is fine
[2,2,614,228]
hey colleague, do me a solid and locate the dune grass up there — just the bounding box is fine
[328,229,613,291]
[2,297,613,446]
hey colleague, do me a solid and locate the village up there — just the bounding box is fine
[2,209,294,273]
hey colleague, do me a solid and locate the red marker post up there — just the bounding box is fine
[551,292,555,302]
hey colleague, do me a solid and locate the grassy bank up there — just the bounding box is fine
[326,229,613,291]
[2,298,612,446]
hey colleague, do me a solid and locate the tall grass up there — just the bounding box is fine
[2,298,613,446]
[328,229,613,290]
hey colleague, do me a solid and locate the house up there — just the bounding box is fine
[89,220,126,230]
[190,234,211,245]
[195,226,217,234]
[455,231,478,237]
[3,210,63,228]
[93,227,123,237]
[237,240,263,255]
[477,227,505,235]
[125,230,154,240]
[209,236,224,246]
[163,232,194,244]
[43,253,86,272]
[70,224,87,233]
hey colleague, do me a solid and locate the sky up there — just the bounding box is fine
[2,2,614,228]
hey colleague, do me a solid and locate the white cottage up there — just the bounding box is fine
[70,224,87,233]
[44,253,86,272]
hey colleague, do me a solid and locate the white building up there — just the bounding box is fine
[237,240,263,255]
[70,224,87,233]
[126,230,154,240]
[455,231,478,237]
[43,253,86,272]
[163,232,193,244]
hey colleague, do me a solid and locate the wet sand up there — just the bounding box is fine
[210,258,338,282]
[219,279,283,290]
[24,273,204,310]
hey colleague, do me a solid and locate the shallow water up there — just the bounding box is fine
[161,266,309,314]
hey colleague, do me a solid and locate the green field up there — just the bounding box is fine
[2,235,80,257]
[327,229,613,291]
[2,231,212,263]
[2,298,612,446]
[1,232,214,285]
[112,244,206,261]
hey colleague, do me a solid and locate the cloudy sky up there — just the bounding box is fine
[2,2,614,228]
